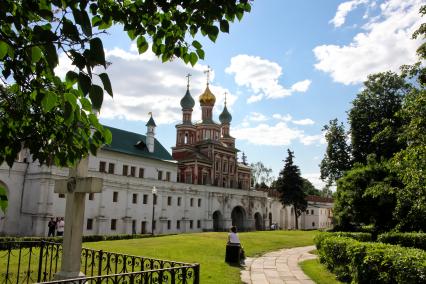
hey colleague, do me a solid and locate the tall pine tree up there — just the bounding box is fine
[276,149,307,229]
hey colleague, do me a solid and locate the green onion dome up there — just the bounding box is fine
[219,105,232,124]
[180,89,195,109]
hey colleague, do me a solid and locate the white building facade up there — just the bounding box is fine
[0,119,272,236]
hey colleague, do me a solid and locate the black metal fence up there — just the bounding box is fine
[0,240,199,284]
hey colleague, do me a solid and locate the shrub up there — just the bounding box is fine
[0,234,155,250]
[317,236,426,283]
[314,231,372,250]
[377,232,426,250]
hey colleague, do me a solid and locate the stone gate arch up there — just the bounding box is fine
[212,210,224,231]
[254,212,263,230]
[231,206,246,231]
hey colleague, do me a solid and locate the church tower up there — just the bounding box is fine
[175,74,196,148]
[219,93,235,147]
[180,74,195,124]
[146,113,156,153]
[172,68,251,190]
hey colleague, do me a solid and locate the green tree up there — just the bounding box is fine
[0,0,252,168]
[413,5,426,71]
[250,161,273,188]
[389,65,426,232]
[348,71,409,164]
[334,159,398,232]
[320,118,352,187]
[276,149,307,229]
[301,178,322,196]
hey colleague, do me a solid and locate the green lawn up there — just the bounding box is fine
[84,230,318,284]
[300,258,342,284]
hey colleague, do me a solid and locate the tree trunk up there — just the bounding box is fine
[294,209,299,230]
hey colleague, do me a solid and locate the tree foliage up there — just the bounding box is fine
[250,161,273,188]
[301,177,322,196]
[275,149,307,229]
[333,67,425,232]
[389,65,426,232]
[320,118,352,187]
[334,159,398,232]
[0,0,252,168]
[348,71,409,164]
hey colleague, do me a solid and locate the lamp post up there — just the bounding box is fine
[151,186,157,236]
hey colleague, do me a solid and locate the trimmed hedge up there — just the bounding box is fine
[317,236,426,283]
[378,232,426,250]
[314,231,372,250]
[0,234,162,250]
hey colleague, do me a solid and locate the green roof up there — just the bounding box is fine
[219,105,232,124]
[102,126,173,161]
[180,89,195,109]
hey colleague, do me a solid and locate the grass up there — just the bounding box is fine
[300,258,342,284]
[0,230,318,284]
[84,230,318,284]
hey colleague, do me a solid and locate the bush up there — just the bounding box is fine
[0,234,155,250]
[314,231,372,250]
[317,236,426,283]
[377,232,426,250]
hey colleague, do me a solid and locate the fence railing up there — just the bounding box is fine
[0,240,199,284]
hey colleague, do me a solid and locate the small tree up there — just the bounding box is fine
[250,161,273,188]
[320,118,352,187]
[301,178,322,196]
[276,149,307,229]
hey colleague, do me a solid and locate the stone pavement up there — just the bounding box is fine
[240,245,317,284]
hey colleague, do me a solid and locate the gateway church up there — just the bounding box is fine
[0,75,300,236]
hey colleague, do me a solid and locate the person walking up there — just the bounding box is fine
[47,217,56,237]
[56,217,65,236]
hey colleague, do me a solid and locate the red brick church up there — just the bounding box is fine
[172,73,251,189]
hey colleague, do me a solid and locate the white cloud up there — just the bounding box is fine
[273,113,293,122]
[293,118,315,125]
[330,0,369,28]
[225,54,311,102]
[247,94,263,104]
[233,122,303,146]
[290,80,312,92]
[299,134,325,146]
[56,46,236,125]
[233,121,324,147]
[248,112,268,122]
[315,0,423,85]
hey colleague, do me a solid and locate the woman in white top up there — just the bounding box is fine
[227,226,245,264]
[228,226,241,244]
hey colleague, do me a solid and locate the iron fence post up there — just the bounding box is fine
[37,241,45,282]
[194,264,200,284]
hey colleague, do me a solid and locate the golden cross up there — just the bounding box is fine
[204,65,211,85]
[185,73,192,89]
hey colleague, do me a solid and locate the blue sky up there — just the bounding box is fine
[57,0,424,188]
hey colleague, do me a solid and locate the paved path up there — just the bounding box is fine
[240,245,317,284]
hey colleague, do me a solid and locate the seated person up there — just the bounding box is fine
[228,226,241,245]
[226,226,245,264]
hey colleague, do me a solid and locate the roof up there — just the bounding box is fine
[306,195,334,203]
[180,89,195,109]
[102,126,172,161]
[146,115,157,127]
[219,105,232,124]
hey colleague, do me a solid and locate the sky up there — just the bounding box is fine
[57,0,424,189]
